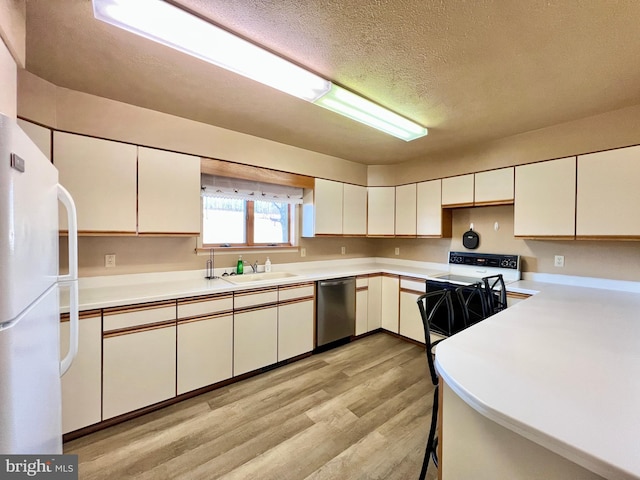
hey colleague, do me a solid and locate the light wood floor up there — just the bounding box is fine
[65,333,437,480]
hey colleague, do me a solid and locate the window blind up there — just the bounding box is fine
[201,174,304,204]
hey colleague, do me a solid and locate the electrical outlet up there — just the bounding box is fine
[300,247,306,257]
[341,246,346,255]
[554,255,564,267]
[394,247,400,256]
[105,254,116,268]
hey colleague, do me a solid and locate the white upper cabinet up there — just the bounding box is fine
[576,145,640,238]
[137,147,201,235]
[395,184,417,236]
[368,187,395,236]
[343,183,367,235]
[514,157,576,238]
[474,167,514,205]
[17,119,51,160]
[54,132,137,233]
[417,179,447,237]
[304,178,343,236]
[442,174,474,207]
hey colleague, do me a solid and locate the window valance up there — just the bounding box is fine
[201,174,304,204]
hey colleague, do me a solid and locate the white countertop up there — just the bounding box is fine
[60,258,449,311]
[436,281,640,480]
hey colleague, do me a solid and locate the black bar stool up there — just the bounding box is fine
[482,274,507,315]
[416,290,454,480]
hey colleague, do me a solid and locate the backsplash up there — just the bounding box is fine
[374,205,640,281]
[61,204,640,281]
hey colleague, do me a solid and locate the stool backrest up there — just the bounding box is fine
[482,274,507,314]
[417,290,454,385]
[455,282,489,327]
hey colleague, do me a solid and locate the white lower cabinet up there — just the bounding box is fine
[177,314,233,395]
[367,275,382,331]
[103,324,177,419]
[177,294,234,395]
[355,277,369,336]
[277,283,314,361]
[234,287,279,376]
[381,275,400,333]
[60,311,102,434]
[278,300,314,361]
[234,306,278,375]
[102,301,177,420]
[399,277,426,343]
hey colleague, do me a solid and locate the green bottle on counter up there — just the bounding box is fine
[237,255,243,274]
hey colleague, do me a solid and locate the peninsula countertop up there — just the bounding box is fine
[435,281,640,480]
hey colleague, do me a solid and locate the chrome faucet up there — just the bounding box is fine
[244,260,259,273]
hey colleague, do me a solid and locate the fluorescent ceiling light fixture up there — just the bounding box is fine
[93,0,330,101]
[92,0,428,141]
[314,85,428,141]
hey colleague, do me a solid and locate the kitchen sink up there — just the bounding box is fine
[222,271,301,285]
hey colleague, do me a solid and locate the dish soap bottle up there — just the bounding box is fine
[237,255,243,274]
[265,257,272,273]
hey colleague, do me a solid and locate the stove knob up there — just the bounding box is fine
[509,260,517,268]
[500,260,508,267]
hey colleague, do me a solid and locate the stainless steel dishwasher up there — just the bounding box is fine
[316,277,356,349]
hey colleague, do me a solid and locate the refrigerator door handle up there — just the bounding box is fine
[57,184,79,376]
[57,184,78,282]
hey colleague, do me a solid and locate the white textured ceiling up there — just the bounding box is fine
[24,0,640,165]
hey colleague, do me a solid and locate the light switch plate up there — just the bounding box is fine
[554,255,564,267]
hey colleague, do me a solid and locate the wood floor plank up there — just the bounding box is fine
[64,332,437,480]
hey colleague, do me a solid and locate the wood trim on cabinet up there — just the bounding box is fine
[441,209,453,238]
[514,235,576,240]
[60,309,101,322]
[380,272,400,279]
[356,286,368,292]
[277,296,314,307]
[233,287,278,297]
[233,303,279,315]
[177,310,233,325]
[473,199,514,207]
[506,292,532,300]
[59,230,137,236]
[103,319,176,338]
[278,282,315,290]
[201,158,314,189]
[137,232,200,237]
[177,293,233,305]
[103,300,176,316]
[575,235,640,241]
[400,288,425,296]
[442,202,474,209]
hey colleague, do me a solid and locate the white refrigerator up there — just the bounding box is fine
[0,113,79,454]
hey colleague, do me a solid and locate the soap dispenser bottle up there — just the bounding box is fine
[265,257,272,273]
[237,255,243,274]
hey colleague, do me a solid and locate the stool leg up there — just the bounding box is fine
[418,384,439,480]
